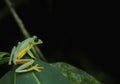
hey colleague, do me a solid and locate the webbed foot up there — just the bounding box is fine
[32,64,44,72]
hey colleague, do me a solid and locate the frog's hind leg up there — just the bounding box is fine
[15,59,44,73]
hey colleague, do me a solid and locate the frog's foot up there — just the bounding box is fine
[32,64,44,72]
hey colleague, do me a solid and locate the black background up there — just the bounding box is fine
[0,0,118,84]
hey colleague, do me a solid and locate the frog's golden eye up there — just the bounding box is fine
[34,37,39,42]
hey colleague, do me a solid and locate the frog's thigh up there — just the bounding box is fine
[16,59,32,64]
[15,59,34,72]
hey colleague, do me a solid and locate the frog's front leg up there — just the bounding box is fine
[15,59,44,73]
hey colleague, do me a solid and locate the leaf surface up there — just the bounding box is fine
[50,62,101,84]
[0,59,72,84]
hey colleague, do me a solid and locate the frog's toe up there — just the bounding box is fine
[33,64,44,72]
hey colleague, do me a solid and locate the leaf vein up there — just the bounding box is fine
[31,72,41,84]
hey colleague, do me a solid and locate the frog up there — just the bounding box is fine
[8,36,44,73]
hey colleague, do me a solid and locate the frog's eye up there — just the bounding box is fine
[34,37,39,42]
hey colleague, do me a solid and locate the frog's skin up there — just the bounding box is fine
[9,36,44,73]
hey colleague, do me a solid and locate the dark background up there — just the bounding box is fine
[0,0,118,84]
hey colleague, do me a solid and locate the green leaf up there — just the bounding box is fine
[50,62,101,84]
[0,52,9,59]
[0,52,9,65]
[0,57,10,65]
[0,59,72,84]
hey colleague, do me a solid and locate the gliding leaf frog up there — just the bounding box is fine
[9,36,44,73]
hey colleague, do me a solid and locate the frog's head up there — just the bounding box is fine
[31,36,43,45]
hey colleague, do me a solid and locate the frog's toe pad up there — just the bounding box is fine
[33,64,44,72]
